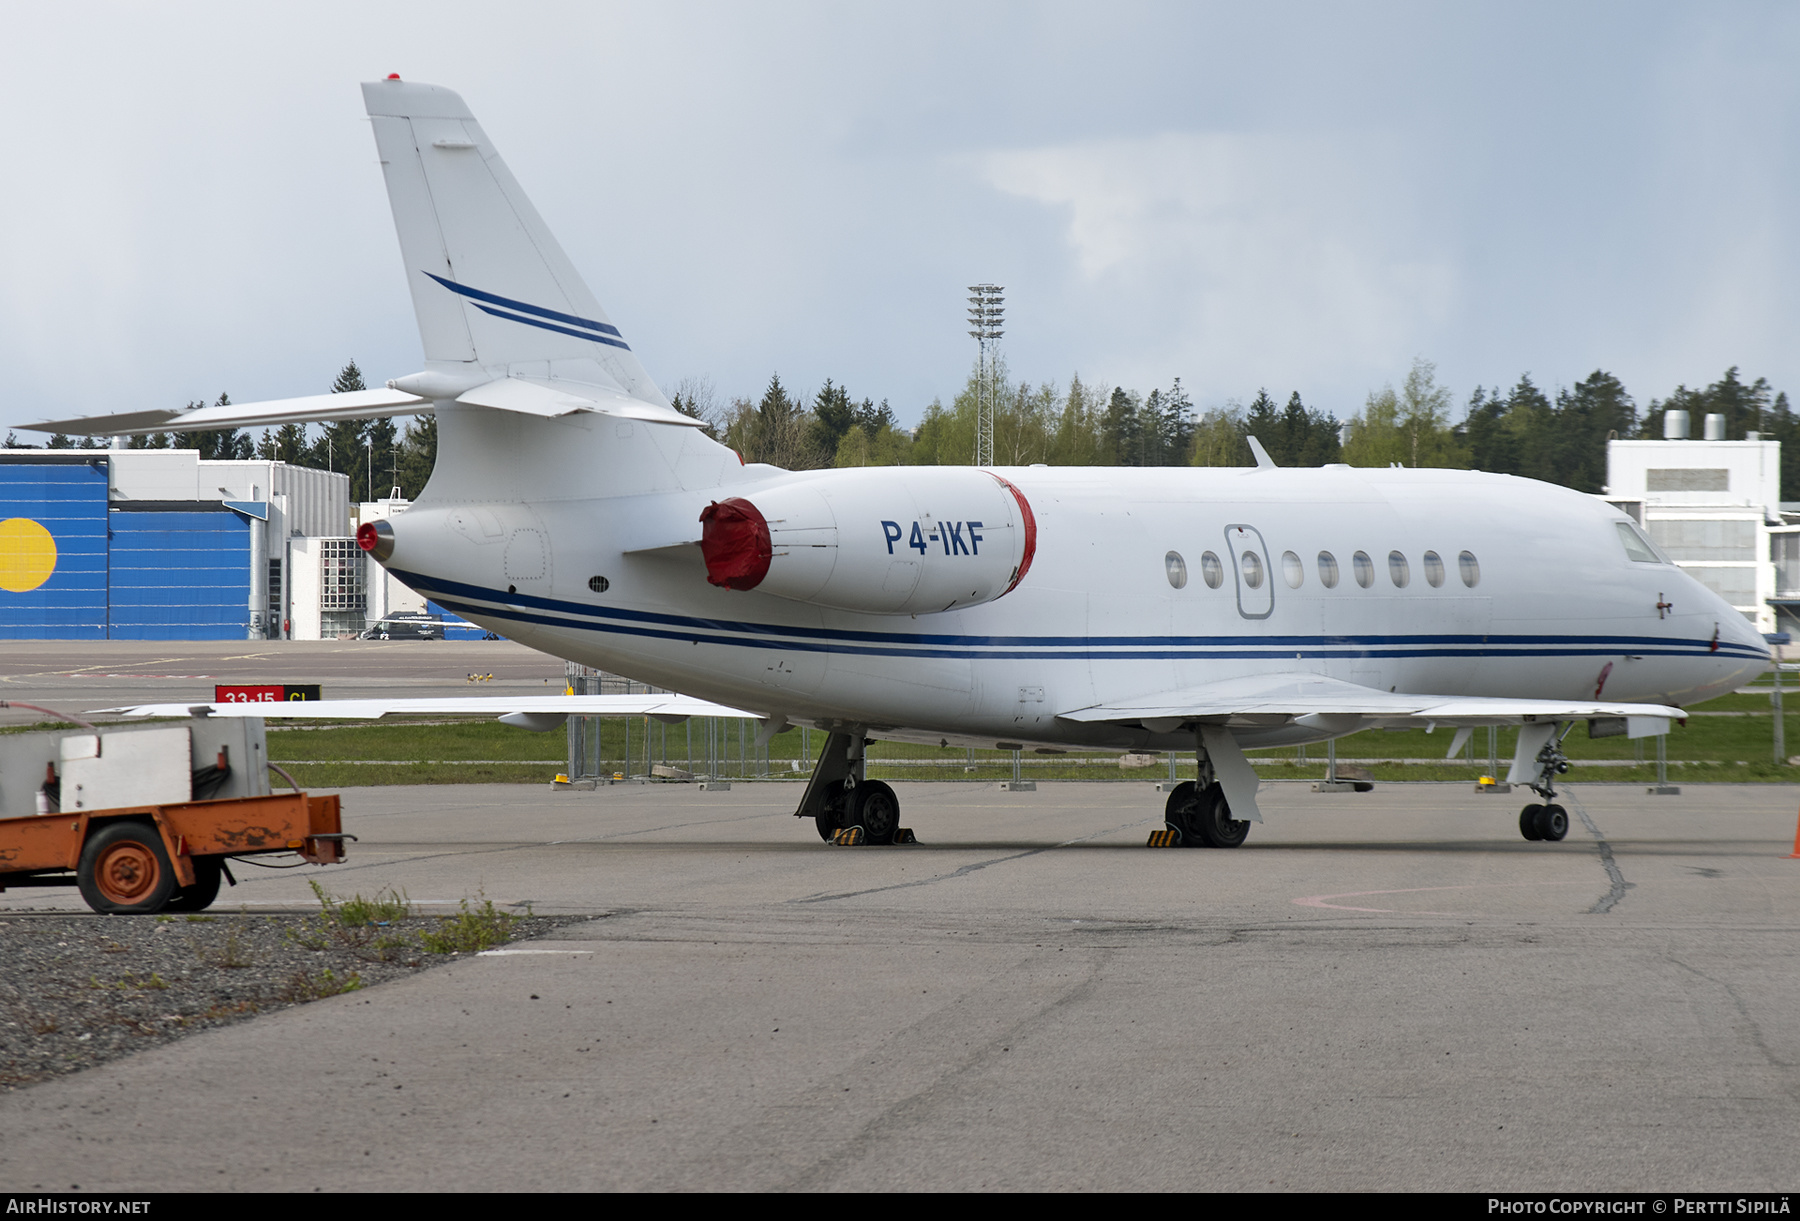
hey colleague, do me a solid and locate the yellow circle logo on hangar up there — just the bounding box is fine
[0,517,58,592]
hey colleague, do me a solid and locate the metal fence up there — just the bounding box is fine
[563,664,783,782]
[563,663,1790,784]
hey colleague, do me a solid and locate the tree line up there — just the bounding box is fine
[13,358,1798,502]
[692,359,1798,499]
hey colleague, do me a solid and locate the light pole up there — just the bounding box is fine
[967,284,1004,467]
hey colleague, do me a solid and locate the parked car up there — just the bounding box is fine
[359,616,445,641]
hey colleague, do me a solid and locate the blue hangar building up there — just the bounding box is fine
[0,448,350,641]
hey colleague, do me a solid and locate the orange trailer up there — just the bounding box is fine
[0,709,348,914]
[0,791,346,914]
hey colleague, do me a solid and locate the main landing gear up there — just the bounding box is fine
[1162,781,1249,847]
[1517,722,1572,843]
[794,730,912,846]
[1156,738,1251,848]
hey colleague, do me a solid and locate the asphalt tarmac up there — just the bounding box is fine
[1,777,1796,1191]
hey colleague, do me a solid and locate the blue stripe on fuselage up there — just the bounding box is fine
[391,567,1763,664]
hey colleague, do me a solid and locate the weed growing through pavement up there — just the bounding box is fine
[419,895,520,954]
[293,881,417,962]
[278,968,364,1003]
[195,926,255,969]
[309,879,413,927]
[92,972,167,991]
[289,882,527,960]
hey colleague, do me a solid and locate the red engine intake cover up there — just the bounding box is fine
[699,497,772,590]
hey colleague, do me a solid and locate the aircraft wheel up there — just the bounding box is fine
[78,821,178,915]
[164,858,224,912]
[1193,782,1250,849]
[1537,804,1569,842]
[852,780,901,846]
[816,784,854,841]
[1519,805,1545,841]
[1163,781,1200,846]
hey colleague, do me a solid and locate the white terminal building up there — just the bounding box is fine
[1604,410,1798,638]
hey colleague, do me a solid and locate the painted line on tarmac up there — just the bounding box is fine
[478,942,597,956]
[1294,879,1596,914]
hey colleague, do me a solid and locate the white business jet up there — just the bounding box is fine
[27,79,1770,848]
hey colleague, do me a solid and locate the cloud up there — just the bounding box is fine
[981,132,1457,403]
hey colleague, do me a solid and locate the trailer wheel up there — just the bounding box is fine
[78,821,177,915]
[165,858,223,913]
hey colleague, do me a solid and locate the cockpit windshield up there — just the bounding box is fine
[1616,520,1668,564]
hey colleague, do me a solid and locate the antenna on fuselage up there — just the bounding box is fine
[1246,435,1277,470]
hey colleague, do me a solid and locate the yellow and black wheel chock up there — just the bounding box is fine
[829,826,920,846]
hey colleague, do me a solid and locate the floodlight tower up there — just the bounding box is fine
[967,284,1004,467]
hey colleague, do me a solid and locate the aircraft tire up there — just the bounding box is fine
[165,858,224,912]
[1163,781,1201,846]
[816,783,855,841]
[1519,805,1545,841]
[1193,782,1250,849]
[1537,804,1569,841]
[78,820,178,915]
[852,780,901,846]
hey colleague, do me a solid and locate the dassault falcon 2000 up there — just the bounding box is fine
[29,78,1770,848]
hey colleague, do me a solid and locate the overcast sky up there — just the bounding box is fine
[5,1,1798,431]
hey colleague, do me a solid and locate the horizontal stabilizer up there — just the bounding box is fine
[93,694,758,721]
[19,376,705,437]
[1061,673,1677,735]
[22,388,429,437]
[453,377,703,427]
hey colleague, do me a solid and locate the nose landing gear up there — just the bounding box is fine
[1518,803,1569,841]
[1518,723,1573,842]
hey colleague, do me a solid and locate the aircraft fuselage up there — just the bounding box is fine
[377,406,1766,753]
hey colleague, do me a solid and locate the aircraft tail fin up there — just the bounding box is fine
[361,78,667,406]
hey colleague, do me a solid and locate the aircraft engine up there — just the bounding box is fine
[698,467,1036,615]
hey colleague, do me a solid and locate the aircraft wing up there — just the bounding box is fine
[1058,673,1679,734]
[20,377,704,438]
[1060,673,1681,820]
[92,693,759,730]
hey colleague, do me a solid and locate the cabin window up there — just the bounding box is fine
[1201,551,1224,589]
[1165,551,1188,589]
[1281,551,1304,589]
[1353,551,1374,588]
[1423,551,1445,587]
[1317,551,1339,588]
[1240,550,1265,589]
[1459,551,1480,587]
[1388,551,1410,588]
